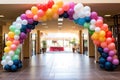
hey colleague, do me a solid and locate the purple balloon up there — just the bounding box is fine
[90,11,98,20]
[26,29,31,33]
[107,56,113,62]
[109,50,115,56]
[69,16,74,20]
[112,59,119,65]
[69,2,75,9]
[103,48,109,53]
[98,16,103,21]
[19,39,24,44]
[67,8,74,16]
[20,32,27,39]
[21,14,27,20]
[27,18,34,24]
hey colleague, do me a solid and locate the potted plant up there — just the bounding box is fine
[42,40,47,53]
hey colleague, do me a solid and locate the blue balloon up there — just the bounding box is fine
[78,18,86,26]
[11,65,17,72]
[105,62,112,70]
[74,19,78,24]
[97,47,103,53]
[101,52,108,59]
[18,63,22,69]
[85,17,91,22]
[100,63,105,69]
[33,21,39,25]
[63,12,69,18]
[27,24,34,29]
[13,59,20,66]
[99,57,106,64]
[4,64,11,71]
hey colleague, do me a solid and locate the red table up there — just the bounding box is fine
[50,47,64,51]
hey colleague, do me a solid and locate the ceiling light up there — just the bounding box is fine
[0,15,4,18]
[104,14,111,17]
[58,23,63,25]
[58,18,63,21]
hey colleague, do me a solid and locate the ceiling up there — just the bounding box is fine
[0,3,120,33]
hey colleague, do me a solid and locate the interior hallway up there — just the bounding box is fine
[0,52,120,80]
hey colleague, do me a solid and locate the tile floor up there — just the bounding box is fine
[0,52,120,80]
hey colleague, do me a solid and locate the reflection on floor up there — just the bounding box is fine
[0,52,120,80]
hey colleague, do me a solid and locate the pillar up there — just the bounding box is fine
[36,30,40,54]
[0,25,3,60]
[88,33,95,57]
[79,30,83,54]
[22,33,31,59]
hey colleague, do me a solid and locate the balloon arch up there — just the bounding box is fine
[1,0,119,72]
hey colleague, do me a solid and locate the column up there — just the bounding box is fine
[36,30,40,54]
[22,33,31,59]
[0,25,3,60]
[88,33,95,57]
[79,30,83,54]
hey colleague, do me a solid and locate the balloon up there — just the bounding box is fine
[20,32,27,39]
[62,3,70,11]
[85,17,91,22]
[27,18,34,24]
[99,37,106,42]
[58,8,64,15]
[74,3,83,11]
[63,12,69,18]
[52,4,58,13]
[42,4,48,11]
[22,20,28,25]
[37,9,44,17]
[8,60,13,66]
[8,50,14,56]
[16,17,22,23]
[11,44,17,51]
[4,64,11,71]
[108,43,115,50]
[103,47,109,53]
[95,19,103,27]
[25,10,33,18]
[98,16,103,21]
[20,14,27,20]
[90,11,98,20]
[78,18,86,26]
[15,29,20,35]
[101,42,107,48]
[95,27,101,32]
[47,0,54,8]
[56,0,63,8]
[83,6,91,12]
[4,47,10,53]
[2,55,6,60]
[101,52,108,58]
[1,60,7,66]
[11,65,17,72]
[53,13,59,19]
[99,57,106,64]
[14,35,20,40]
[109,50,115,56]
[13,40,20,46]
[18,63,22,69]
[7,37,14,42]
[97,47,103,53]
[16,23,22,29]
[106,37,112,44]
[105,61,112,70]
[5,56,11,61]
[101,24,108,32]
[12,55,19,60]
[91,32,99,40]
[8,31,15,38]
[31,6,38,15]
[26,29,31,33]
[106,31,112,38]
[46,9,53,17]
[89,25,95,30]
[84,22,90,28]
[9,25,16,32]
[13,59,20,66]
[112,59,119,65]
[6,41,12,47]
[67,8,74,16]
[107,56,113,62]
[15,48,21,55]
[33,15,39,21]
[99,30,106,37]
[73,13,79,19]
[93,40,100,46]
[69,2,75,9]
[90,19,96,25]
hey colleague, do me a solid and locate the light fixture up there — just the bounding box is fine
[104,14,111,17]
[58,26,62,28]
[0,15,4,18]
[58,18,63,21]
[58,23,63,25]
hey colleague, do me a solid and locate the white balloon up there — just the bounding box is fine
[73,13,79,19]
[14,35,20,40]
[84,6,91,12]
[1,60,7,66]
[89,25,95,30]
[16,23,22,29]
[8,60,13,66]
[90,19,96,25]
[85,11,91,17]
[22,20,28,25]
[4,53,8,56]
[8,51,15,56]
[74,3,84,11]
[95,27,101,32]
[16,17,22,23]
[5,56,11,61]
[79,10,85,18]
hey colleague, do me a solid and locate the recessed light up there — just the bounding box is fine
[58,18,63,21]
[58,23,63,25]
[0,15,4,18]
[104,15,111,17]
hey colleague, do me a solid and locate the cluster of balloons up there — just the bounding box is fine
[1,0,119,71]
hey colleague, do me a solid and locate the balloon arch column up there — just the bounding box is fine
[1,0,119,72]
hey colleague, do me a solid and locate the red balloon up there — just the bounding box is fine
[37,4,48,11]
[36,4,43,9]
[47,0,54,8]
[112,37,115,42]
[106,31,112,38]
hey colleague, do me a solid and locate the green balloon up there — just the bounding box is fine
[12,55,19,60]
[15,48,21,55]
[9,25,16,32]
[84,23,90,29]
[2,56,6,60]
[15,29,20,35]
[89,29,95,35]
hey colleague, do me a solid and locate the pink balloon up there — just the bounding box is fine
[106,37,112,44]
[21,14,28,20]
[95,19,103,27]
[101,42,108,48]
[109,50,115,56]
[98,16,103,21]
[33,15,38,21]
[25,10,33,18]
[58,8,64,15]
[37,9,44,17]
[62,3,70,11]
[103,47,109,53]
[11,44,17,51]
[90,11,98,20]
[108,43,115,50]
[107,56,113,62]
[69,2,75,9]
[112,59,119,65]
[13,40,20,46]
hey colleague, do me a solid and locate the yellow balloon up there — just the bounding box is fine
[56,0,63,8]
[46,9,53,17]
[4,47,10,53]
[99,30,106,37]
[31,6,38,15]
[8,31,15,38]
[91,32,99,40]
[6,41,12,47]
[99,37,106,42]
[52,4,59,13]
[41,15,47,22]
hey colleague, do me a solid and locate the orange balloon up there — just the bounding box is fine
[91,32,99,40]
[99,37,106,42]
[101,24,108,32]
[56,0,63,8]
[46,9,53,17]
[99,30,106,37]
[52,4,59,13]
[95,19,103,27]
[8,32,15,38]
[53,13,59,19]
[31,6,38,15]
[6,41,12,47]
[4,47,10,53]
